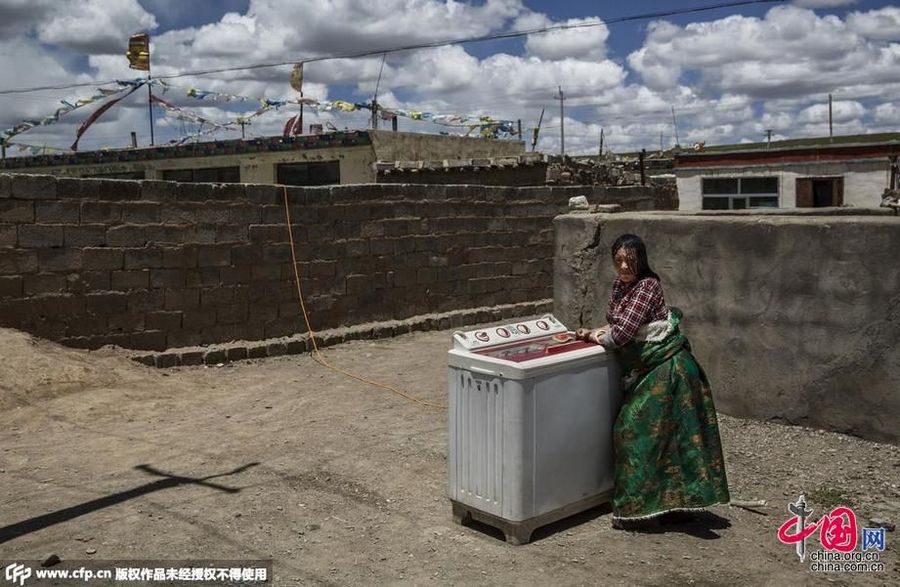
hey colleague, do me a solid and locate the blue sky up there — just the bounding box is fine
[1,0,899,155]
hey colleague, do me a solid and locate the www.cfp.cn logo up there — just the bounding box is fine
[4,563,32,586]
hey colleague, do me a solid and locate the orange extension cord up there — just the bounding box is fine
[281,185,446,411]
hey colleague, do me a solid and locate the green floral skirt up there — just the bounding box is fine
[611,308,730,520]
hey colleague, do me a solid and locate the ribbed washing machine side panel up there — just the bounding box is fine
[448,367,532,519]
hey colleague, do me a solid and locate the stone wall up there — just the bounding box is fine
[553,208,900,444]
[0,174,659,352]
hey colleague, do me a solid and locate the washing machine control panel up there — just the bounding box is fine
[452,314,568,350]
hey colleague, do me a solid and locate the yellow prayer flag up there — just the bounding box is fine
[126,33,150,71]
[290,63,304,93]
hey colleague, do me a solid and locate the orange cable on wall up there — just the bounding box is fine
[280,185,446,410]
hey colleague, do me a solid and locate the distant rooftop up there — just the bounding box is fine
[683,132,900,155]
[672,132,900,168]
[0,130,372,170]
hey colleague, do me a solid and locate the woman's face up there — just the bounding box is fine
[613,247,637,283]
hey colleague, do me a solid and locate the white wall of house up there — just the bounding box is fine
[676,159,891,210]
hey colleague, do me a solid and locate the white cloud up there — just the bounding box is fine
[235,0,521,58]
[0,0,54,39]
[0,38,95,122]
[3,0,900,157]
[36,0,158,54]
[760,111,794,132]
[873,102,900,124]
[524,17,609,61]
[798,100,865,124]
[627,5,892,99]
[792,0,858,8]
[847,6,900,40]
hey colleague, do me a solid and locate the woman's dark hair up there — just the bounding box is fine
[610,234,660,281]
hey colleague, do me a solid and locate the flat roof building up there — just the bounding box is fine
[0,130,525,186]
[674,133,900,210]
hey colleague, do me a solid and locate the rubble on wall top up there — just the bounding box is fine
[547,155,674,187]
[375,153,546,174]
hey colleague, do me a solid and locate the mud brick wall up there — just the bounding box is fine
[0,174,660,351]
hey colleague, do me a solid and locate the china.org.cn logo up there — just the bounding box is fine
[777,494,886,573]
[4,563,32,586]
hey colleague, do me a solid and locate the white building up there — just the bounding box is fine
[674,134,899,210]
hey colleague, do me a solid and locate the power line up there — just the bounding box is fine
[0,0,785,96]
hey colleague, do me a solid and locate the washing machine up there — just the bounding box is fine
[447,314,621,544]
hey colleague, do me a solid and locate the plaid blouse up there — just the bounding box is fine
[603,276,668,347]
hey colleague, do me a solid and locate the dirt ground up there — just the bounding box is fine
[1,325,897,586]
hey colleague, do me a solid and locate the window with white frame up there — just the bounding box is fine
[701,177,779,210]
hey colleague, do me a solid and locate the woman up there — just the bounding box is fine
[576,234,730,529]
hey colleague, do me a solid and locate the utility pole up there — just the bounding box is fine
[240,120,247,139]
[531,108,545,152]
[765,129,773,148]
[828,93,833,142]
[556,86,565,155]
[599,127,604,161]
[147,65,155,145]
[372,53,387,131]
[671,105,680,148]
[660,132,663,152]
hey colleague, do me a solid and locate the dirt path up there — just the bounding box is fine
[1,327,897,586]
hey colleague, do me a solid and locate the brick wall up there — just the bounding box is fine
[0,174,660,351]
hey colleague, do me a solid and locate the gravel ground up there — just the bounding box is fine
[0,326,897,586]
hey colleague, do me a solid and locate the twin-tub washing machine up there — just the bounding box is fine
[447,314,621,544]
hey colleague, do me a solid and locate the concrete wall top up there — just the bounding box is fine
[573,207,897,218]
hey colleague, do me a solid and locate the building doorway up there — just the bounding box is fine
[796,177,843,207]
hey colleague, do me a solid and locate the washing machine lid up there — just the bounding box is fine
[448,342,610,380]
